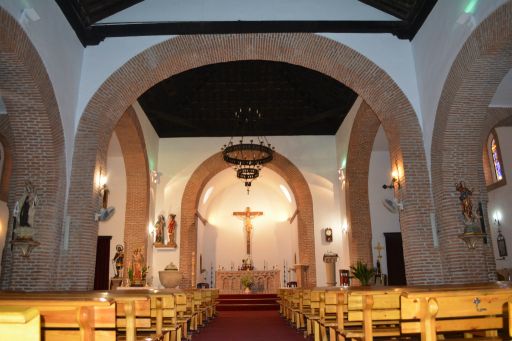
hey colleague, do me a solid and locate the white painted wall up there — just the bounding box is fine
[491,69,512,108]
[369,127,401,276]
[98,133,127,281]
[0,0,84,180]
[412,0,508,170]
[335,97,362,273]
[152,135,342,287]
[487,126,512,270]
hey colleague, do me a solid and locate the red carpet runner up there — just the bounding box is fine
[193,311,306,341]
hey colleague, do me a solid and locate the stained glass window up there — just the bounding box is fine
[491,137,503,181]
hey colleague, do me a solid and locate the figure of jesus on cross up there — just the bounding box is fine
[233,207,263,256]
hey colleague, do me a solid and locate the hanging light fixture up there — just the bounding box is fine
[221,107,275,194]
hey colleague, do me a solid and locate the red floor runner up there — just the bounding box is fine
[193,311,306,341]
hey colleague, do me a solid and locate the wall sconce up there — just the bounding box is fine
[494,211,507,259]
[493,211,502,226]
[383,161,401,190]
[151,170,162,184]
[338,168,346,190]
[341,220,348,234]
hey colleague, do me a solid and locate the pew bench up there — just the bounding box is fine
[0,292,116,341]
[400,287,512,341]
[0,306,40,341]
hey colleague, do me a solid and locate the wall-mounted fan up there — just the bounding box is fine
[382,198,403,214]
[94,207,115,222]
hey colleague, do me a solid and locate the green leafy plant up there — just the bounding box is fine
[128,268,134,282]
[350,260,375,286]
[142,266,150,280]
[240,275,254,289]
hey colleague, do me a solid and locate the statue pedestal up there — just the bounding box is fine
[110,278,123,290]
[294,264,309,288]
[323,253,339,286]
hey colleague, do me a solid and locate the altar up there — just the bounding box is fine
[215,270,281,294]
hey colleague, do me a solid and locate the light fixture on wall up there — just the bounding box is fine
[338,168,346,190]
[94,168,115,222]
[151,170,162,184]
[221,107,275,194]
[382,160,401,190]
[494,211,507,259]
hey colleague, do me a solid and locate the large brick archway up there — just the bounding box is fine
[69,33,430,288]
[0,8,66,290]
[114,107,150,276]
[180,151,314,288]
[346,101,443,284]
[431,3,512,283]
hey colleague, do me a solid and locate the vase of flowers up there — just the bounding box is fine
[241,275,254,294]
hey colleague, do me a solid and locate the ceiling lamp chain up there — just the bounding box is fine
[221,108,275,194]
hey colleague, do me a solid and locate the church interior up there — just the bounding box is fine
[0,0,511,340]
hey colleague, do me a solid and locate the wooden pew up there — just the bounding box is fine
[0,292,116,341]
[109,289,182,341]
[0,306,40,340]
[401,286,512,341]
[343,288,401,341]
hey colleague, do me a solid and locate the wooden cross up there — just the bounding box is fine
[233,207,263,255]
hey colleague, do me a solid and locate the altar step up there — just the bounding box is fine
[217,294,279,311]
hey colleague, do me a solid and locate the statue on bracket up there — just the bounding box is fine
[167,213,177,248]
[10,181,40,257]
[154,214,165,246]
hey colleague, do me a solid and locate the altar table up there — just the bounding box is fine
[215,270,280,294]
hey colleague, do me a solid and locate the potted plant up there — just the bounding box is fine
[240,275,254,294]
[350,260,375,286]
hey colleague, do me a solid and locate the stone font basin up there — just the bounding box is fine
[159,270,183,288]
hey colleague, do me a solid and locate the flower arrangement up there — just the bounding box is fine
[240,275,254,289]
[350,260,375,286]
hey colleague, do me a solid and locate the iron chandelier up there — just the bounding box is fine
[221,108,275,194]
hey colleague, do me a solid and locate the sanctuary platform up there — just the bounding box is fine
[217,294,279,311]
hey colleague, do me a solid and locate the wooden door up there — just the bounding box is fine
[384,232,407,285]
[94,236,112,290]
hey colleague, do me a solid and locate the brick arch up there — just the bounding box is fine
[432,2,512,283]
[70,33,430,288]
[114,107,150,277]
[180,151,314,288]
[0,8,66,290]
[346,101,443,284]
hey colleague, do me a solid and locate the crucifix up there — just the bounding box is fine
[374,242,384,275]
[233,207,263,255]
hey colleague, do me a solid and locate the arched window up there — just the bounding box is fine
[487,130,506,189]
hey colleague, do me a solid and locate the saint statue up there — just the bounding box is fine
[167,214,177,248]
[131,248,145,286]
[112,244,124,278]
[16,181,38,228]
[455,181,477,224]
[154,214,165,245]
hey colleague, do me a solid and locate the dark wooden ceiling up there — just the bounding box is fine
[55,0,437,46]
[138,61,358,138]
